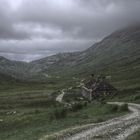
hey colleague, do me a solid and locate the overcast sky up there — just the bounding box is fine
[0,0,140,61]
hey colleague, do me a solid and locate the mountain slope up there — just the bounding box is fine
[0,56,30,79]
[0,25,140,89]
[32,26,140,73]
[30,25,140,89]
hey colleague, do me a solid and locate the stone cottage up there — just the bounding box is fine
[82,74,117,101]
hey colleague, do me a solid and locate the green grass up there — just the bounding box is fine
[126,129,140,140]
[0,28,140,140]
[0,60,139,140]
[108,88,140,103]
[0,91,128,140]
[0,71,137,140]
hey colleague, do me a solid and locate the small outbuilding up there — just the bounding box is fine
[82,74,117,101]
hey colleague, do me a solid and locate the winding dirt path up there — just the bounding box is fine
[56,89,65,103]
[56,89,71,107]
[64,102,140,140]
[55,90,140,140]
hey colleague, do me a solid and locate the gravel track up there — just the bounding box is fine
[56,89,65,103]
[55,90,140,140]
[64,102,140,140]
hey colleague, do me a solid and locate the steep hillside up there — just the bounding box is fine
[0,72,22,91]
[30,26,140,89]
[0,72,17,84]
[0,56,30,79]
[0,57,40,80]
[31,26,140,73]
[0,25,140,89]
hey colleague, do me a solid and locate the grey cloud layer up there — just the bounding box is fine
[0,0,140,61]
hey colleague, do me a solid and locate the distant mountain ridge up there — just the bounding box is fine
[0,25,140,88]
[30,25,140,76]
[0,56,30,79]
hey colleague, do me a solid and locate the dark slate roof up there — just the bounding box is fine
[85,79,117,94]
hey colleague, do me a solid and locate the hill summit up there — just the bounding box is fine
[0,25,140,89]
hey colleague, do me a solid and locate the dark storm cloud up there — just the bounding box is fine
[0,39,93,61]
[0,0,30,40]
[15,0,140,39]
[0,0,140,61]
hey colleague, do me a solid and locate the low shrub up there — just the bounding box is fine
[107,103,129,112]
[83,101,88,107]
[96,118,104,122]
[100,99,106,104]
[71,102,87,112]
[49,107,67,120]
[34,109,40,114]
[110,104,118,112]
[71,103,83,112]
[119,104,128,111]
[132,95,140,101]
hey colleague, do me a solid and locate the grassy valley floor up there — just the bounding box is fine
[126,129,140,140]
[108,88,140,104]
[0,88,128,140]
[0,71,138,140]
